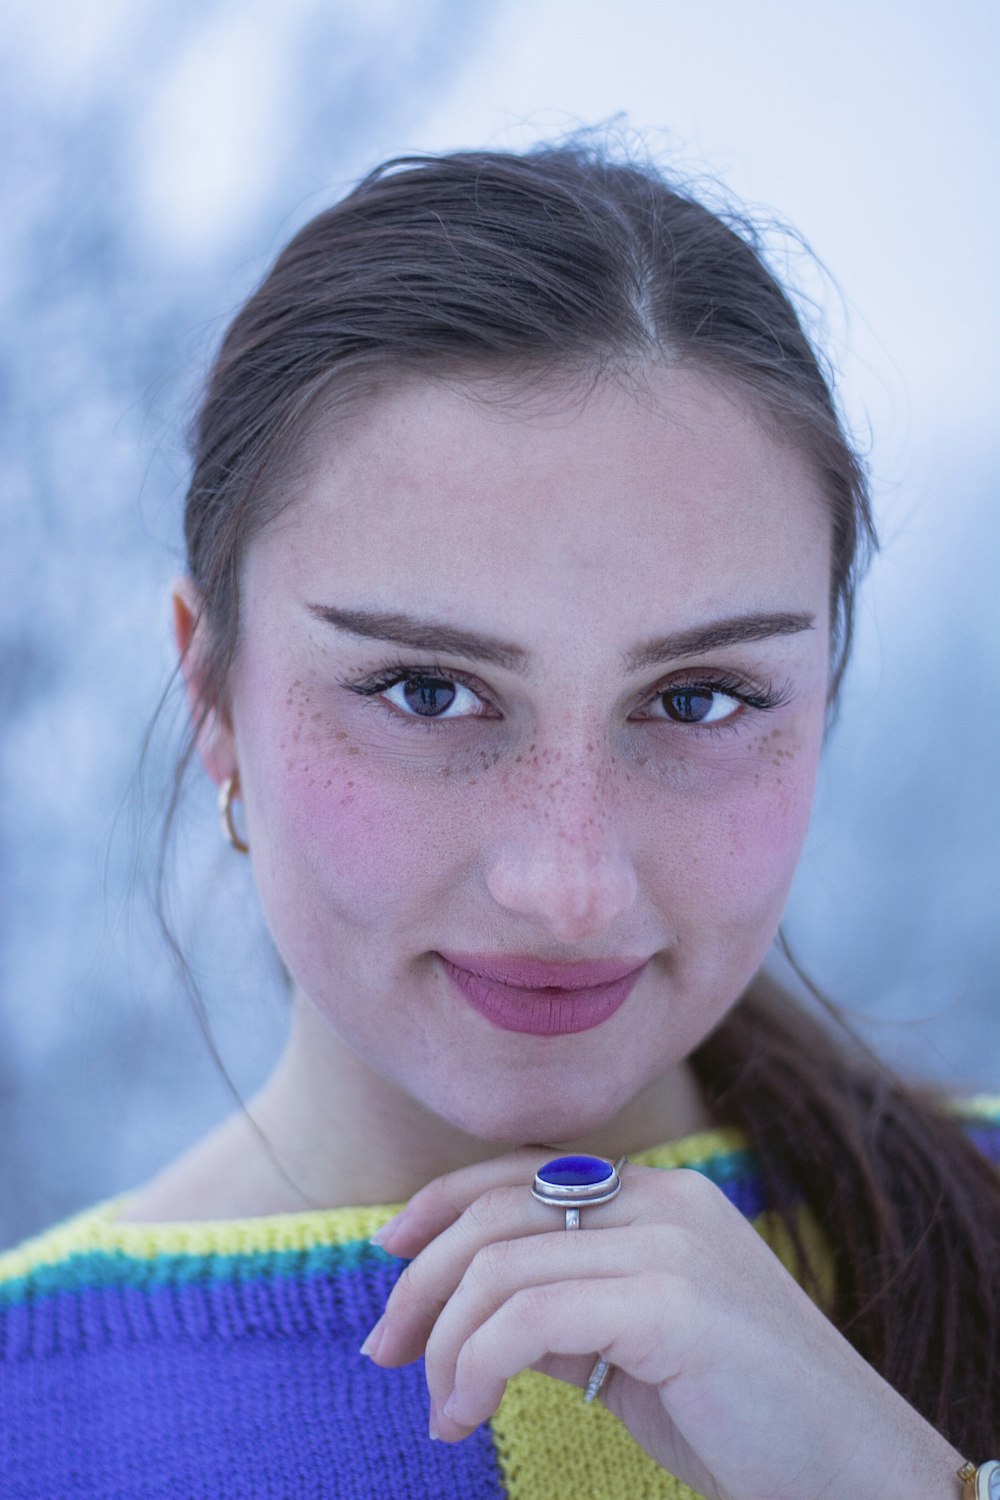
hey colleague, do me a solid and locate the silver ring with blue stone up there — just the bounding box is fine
[531,1154,627,1403]
[531,1153,624,1229]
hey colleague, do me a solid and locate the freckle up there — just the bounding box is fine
[335,731,347,741]
[323,779,331,789]
[286,759,293,770]
[311,711,322,723]
[347,780,353,788]
[292,727,301,741]
[442,767,452,777]
[348,746,360,756]
[469,778,477,785]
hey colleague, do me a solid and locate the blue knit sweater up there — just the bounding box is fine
[2,1106,997,1499]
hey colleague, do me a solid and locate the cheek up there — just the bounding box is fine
[656,722,821,941]
[243,684,473,943]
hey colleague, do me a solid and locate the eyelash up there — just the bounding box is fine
[341,663,497,720]
[337,658,792,734]
[645,672,793,728]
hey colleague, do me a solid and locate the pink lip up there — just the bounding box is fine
[436,951,649,1036]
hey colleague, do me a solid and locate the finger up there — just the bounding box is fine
[369,1166,723,1364]
[370,1182,648,1366]
[423,1225,680,1417]
[371,1147,562,1258]
[373,1150,647,1258]
[436,1272,685,1440]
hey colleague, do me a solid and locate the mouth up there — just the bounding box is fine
[435,952,649,1037]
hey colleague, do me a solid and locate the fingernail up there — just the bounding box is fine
[428,1421,440,1441]
[370,1209,407,1249]
[359,1315,386,1359]
[442,1392,474,1427]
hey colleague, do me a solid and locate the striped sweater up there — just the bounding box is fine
[2,1105,998,1499]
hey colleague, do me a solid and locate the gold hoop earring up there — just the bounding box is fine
[218,774,250,854]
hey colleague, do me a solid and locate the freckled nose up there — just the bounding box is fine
[484,762,639,943]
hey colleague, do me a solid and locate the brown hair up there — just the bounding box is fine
[178,141,999,1457]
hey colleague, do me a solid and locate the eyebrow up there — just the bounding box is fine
[308,604,531,670]
[307,603,815,673]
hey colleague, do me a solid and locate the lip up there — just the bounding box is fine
[436,951,650,1037]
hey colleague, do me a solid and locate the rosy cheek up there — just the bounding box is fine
[250,691,475,932]
[628,717,819,916]
[712,727,820,902]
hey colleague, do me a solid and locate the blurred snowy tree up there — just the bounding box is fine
[0,0,495,1246]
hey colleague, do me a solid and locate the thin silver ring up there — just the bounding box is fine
[584,1357,610,1403]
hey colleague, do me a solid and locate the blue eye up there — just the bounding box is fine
[659,688,743,725]
[381,674,482,719]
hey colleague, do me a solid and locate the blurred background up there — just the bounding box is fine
[1,0,997,1248]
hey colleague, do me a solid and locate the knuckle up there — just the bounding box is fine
[663,1165,722,1213]
[393,1259,419,1296]
[645,1219,693,1265]
[464,1184,518,1234]
[509,1280,559,1325]
[393,1257,432,1307]
[471,1235,519,1284]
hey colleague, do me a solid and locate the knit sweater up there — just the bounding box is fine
[2,1103,998,1500]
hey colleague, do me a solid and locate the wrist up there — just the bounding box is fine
[957,1460,1000,1499]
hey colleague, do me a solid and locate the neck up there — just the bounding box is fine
[243,992,714,1211]
[123,991,715,1222]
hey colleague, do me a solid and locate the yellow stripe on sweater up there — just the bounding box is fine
[0,1196,406,1281]
[0,1128,748,1280]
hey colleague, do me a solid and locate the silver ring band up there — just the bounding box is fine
[584,1356,610,1403]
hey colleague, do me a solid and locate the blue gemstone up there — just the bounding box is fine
[538,1155,614,1187]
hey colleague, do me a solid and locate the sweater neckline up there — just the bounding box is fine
[1,1126,751,1277]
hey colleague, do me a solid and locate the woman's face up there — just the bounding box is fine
[220,367,832,1143]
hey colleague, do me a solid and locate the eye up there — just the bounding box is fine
[652,686,744,725]
[381,673,485,719]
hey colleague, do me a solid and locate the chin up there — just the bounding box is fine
[436,1087,624,1150]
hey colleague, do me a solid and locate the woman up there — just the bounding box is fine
[1,143,997,1499]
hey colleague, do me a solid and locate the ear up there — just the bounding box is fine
[172,576,236,788]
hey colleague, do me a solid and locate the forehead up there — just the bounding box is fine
[247,366,832,643]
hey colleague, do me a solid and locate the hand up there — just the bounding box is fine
[362,1149,965,1500]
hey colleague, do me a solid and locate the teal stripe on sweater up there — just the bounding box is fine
[0,1144,758,1309]
[0,1238,396,1309]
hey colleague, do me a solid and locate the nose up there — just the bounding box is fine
[484,748,639,944]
